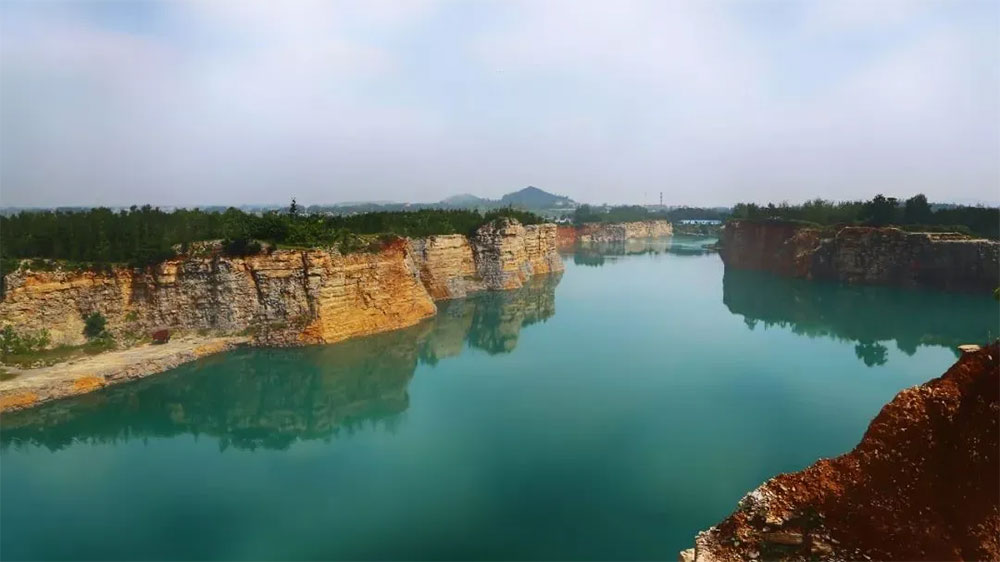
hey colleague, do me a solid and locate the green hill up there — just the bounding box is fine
[499,186,576,209]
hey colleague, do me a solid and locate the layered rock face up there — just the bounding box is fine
[471,219,564,290]
[683,342,999,562]
[577,220,673,243]
[0,240,437,348]
[408,235,483,299]
[0,220,563,347]
[555,225,578,250]
[720,220,1000,292]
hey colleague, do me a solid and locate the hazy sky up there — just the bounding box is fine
[1,0,997,207]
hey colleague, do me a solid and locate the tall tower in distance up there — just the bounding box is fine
[659,192,663,207]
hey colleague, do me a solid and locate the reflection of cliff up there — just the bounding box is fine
[723,269,997,363]
[419,272,560,361]
[1,274,561,451]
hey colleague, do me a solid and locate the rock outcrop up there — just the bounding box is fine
[682,342,999,562]
[556,225,578,250]
[719,220,999,292]
[0,219,563,349]
[408,235,483,299]
[472,219,563,290]
[0,239,437,348]
[577,220,674,243]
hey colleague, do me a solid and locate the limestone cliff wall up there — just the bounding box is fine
[719,220,999,292]
[0,240,437,348]
[683,342,999,562]
[471,219,564,291]
[407,235,483,300]
[1,220,563,347]
[556,225,578,250]
[577,220,673,243]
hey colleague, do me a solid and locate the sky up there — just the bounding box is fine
[1,0,997,208]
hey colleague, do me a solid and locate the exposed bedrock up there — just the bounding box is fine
[576,220,674,243]
[719,220,999,292]
[681,342,999,562]
[0,219,563,348]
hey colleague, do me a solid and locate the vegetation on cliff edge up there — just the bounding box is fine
[0,205,544,277]
[730,194,998,239]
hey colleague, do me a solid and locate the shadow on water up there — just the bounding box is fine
[723,268,998,366]
[0,274,562,451]
[569,236,717,266]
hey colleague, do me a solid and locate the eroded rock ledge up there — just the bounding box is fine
[0,219,563,411]
[681,342,999,562]
[719,220,999,292]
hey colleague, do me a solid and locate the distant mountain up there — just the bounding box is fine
[441,193,491,207]
[499,186,576,209]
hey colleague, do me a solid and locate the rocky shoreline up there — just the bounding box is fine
[680,342,999,562]
[0,336,248,412]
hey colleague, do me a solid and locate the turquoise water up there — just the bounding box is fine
[2,236,997,560]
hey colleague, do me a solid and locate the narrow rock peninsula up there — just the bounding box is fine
[0,218,563,412]
[719,219,999,292]
[680,342,999,562]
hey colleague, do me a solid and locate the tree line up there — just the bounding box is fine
[0,204,543,274]
[730,194,998,239]
[572,205,727,225]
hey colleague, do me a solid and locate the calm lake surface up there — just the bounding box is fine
[2,235,997,560]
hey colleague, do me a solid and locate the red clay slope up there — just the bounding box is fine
[686,342,999,562]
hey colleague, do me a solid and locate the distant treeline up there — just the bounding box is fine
[0,204,543,271]
[572,205,728,225]
[731,194,998,240]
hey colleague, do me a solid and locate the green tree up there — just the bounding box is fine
[903,194,932,224]
[864,194,899,226]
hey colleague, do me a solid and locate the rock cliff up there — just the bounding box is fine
[719,220,999,292]
[0,219,563,349]
[408,235,483,299]
[0,239,437,348]
[471,219,563,291]
[577,220,674,243]
[681,342,999,562]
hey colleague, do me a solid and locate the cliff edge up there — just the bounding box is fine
[719,220,999,292]
[682,342,999,562]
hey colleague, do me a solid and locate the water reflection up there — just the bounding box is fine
[0,274,561,451]
[569,236,716,266]
[723,269,998,365]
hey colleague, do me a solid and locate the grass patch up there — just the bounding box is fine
[1,338,117,369]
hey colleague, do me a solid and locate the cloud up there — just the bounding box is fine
[0,0,996,207]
